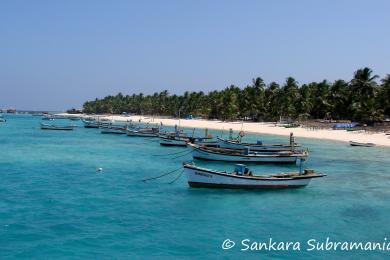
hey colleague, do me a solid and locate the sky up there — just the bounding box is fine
[0,0,389,111]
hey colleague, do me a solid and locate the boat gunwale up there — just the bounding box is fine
[189,143,308,158]
[184,164,326,180]
[217,137,302,148]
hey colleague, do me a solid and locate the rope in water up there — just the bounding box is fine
[153,148,191,157]
[160,149,194,160]
[142,166,183,182]
[168,170,184,184]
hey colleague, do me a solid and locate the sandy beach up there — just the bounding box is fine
[60,113,390,147]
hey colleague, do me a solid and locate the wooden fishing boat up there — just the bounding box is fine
[159,135,189,146]
[217,135,303,152]
[188,144,308,163]
[183,163,325,189]
[42,115,55,121]
[100,125,127,135]
[81,118,99,128]
[126,127,160,137]
[189,137,219,147]
[349,141,376,147]
[40,122,75,131]
[82,117,113,128]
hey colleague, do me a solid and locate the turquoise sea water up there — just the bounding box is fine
[1,114,390,259]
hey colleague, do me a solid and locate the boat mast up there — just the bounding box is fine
[229,128,233,140]
[299,158,305,175]
[178,108,181,130]
[290,132,294,151]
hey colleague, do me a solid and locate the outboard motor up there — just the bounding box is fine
[256,140,263,145]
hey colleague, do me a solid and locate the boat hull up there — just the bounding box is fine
[217,138,301,151]
[191,148,304,163]
[82,120,99,128]
[159,137,188,146]
[349,141,375,147]
[84,125,99,128]
[101,129,126,135]
[40,125,74,131]
[185,166,313,189]
[126,129,159,137]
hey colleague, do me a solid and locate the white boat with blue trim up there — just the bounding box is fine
[126,127,160,137]
[40,122,75,131]
[100,125,127,135]
[188,143,308,163]
[159,135,188,146]
[217,133,303,152]
[183,163,325,189]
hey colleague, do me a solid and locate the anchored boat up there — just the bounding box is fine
[40,122,75,131]
[349,141,376,147]
[81,118,99,128]
[188,143,308,163]
[183,163,325,189]
[100,125,127,135]
[82,118,113,128]
[126,127,160,137]
[42,115,55,121]
[159,135,189,146]
[217,133,303,152]
[189,137,219,147]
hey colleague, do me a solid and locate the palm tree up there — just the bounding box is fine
[380,75,390,117]
[280,77,299,120]
[264,82,281,120]
[350,67,380,122]
[80,68,388,123]
[328,80,350,119]
[296,84,313,119]
[252,77,265,121]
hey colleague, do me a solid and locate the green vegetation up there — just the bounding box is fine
[82,67,390,123]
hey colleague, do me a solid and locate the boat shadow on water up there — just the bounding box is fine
[184,186,310,195]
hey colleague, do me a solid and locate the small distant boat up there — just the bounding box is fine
[100,125,127,135]
[159,135,189,146]
[126,127,160,137]
[40,122,75,131]
[0,115,6,123]
[42,115,55,121]
[82,118,99,128]
[183,163,325,189]
[349,141,376,147]
[159,124,190,146]
[188,144,308,164]
[81,117,114,128]
[217,133,303,152]
[189,137,219,147]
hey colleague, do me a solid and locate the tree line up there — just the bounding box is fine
[81,67,390,123]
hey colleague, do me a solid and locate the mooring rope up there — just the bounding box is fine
[153,148,190,157]
[168,170,184,184]
[160,148,194,160]
[142,166,183,182]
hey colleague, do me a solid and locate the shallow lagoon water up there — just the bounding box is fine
[1,115,390,259]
